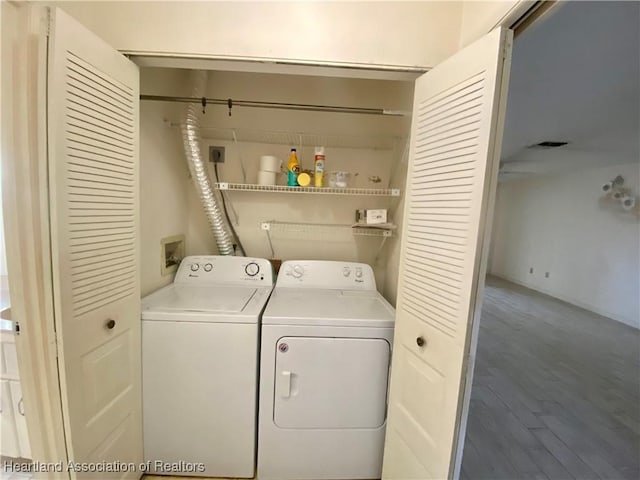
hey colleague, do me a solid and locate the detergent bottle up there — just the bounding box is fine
[314,146,325,187]
[287,148,301,186]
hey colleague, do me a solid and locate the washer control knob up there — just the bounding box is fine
[190,263,200,272]
[245,262,260,277]
[203,263,213,272]
[343,266,351,277]
[292,265,304,278]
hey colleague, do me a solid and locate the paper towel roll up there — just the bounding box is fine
[259,155,282,172]
[257,170,277,186]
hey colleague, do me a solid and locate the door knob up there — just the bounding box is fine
[105,319,116,330]
[416,336,426,347]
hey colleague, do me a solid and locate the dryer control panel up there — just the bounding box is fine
[277,260,376,290]
[175,256,274,286]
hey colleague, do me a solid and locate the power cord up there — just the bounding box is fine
[214,161,247,256]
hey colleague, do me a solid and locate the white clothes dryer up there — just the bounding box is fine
[257,260,395,480]
[142,255,273,478]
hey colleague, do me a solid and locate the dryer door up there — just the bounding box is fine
[274,336,390,429]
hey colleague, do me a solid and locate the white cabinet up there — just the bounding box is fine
[0,331,31,459]
[1,379,20,458]
[9,380,31,458]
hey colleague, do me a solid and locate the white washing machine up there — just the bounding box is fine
[142,255,273,478]
[257,260,395,480]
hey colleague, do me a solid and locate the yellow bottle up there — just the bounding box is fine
[287,148,300,186]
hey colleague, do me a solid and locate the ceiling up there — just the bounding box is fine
[500,1,639,178]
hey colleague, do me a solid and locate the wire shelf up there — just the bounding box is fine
[217,182,400,197]
[261,221,394,238]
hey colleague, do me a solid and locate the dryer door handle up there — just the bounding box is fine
[279,371,292,398]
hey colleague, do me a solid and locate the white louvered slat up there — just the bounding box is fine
[67,52,133,103]
[415,144,478,162]
[69,231,134,243]
[48,8,141,470]
[69,178,134,193]
[383,29,512,480]
[68,150,133,173]
[70,242,136,262]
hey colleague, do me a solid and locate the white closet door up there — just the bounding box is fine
[1,380,20,458]
[47,8,141,476]
[382,28,512,479]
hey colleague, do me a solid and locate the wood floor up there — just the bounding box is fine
[461,276,640,480]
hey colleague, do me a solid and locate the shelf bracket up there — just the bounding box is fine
[374,236,389,264]
[222,190,240,226]
[231,130,248,184]
[261,222,275,257]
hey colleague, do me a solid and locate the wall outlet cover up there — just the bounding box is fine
[209,146,225,163]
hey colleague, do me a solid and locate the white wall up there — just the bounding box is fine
[382,141,409,306]
[0,98,8,297]
[139,70,192,296]
[459,0,532,48]
[48,1,462,69]
[140,68,413,298]
[46,1,540,69]
[490,163,640,328]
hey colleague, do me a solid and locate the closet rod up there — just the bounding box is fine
[139,94,406,116]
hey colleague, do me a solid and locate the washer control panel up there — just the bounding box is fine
[279,260,376,290]
[175,256,273,285]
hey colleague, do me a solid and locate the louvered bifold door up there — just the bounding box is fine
[382,28,512,480]
[47,8,142,476]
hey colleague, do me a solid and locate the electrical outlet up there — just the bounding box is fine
[545,272,550,278]
[529,267,534,274]
[209,146,225,163]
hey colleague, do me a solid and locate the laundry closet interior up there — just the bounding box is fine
[138,65,415,300]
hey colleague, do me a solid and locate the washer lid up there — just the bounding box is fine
[262,288,395,327]
[142,284,258,315]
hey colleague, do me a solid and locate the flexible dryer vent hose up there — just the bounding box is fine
[181,70,234,255]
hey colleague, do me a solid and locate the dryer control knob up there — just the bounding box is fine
[355,268,363,278]
[343,267,351,277]
[190,263,200,272]
[204,263,213,272]
[292,265,304,278]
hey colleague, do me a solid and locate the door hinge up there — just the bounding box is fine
[14,321,20,335]
[44,8,52,37]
